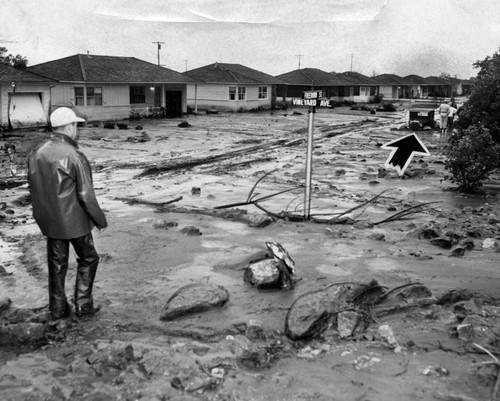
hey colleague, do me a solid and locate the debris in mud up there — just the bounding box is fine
[159,283,230,321]
[178,121,191,128]
[243,242,297,289]
[180,225,202,236]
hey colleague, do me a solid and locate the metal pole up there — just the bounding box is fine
[304,105,315,219]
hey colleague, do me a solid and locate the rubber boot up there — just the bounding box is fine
[72,234,100,316]
[47,239,71,319]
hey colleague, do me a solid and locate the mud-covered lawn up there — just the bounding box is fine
[1,106,500,401]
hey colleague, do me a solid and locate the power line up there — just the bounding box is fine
[152,41,165,66]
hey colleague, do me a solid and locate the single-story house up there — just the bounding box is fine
[0,64,55,130]
[27,54,197,121]
[334,71,380,102]
[182,62,284,112]
[275,68,353,102]
[372,74,407,100]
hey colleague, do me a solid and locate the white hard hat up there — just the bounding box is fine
[50,107,85,127]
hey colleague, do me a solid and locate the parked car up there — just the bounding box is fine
[408,103,438,130]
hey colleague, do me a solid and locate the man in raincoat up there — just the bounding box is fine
[27,107,107,320]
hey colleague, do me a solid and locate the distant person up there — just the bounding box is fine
[437,101,451,143]
[447,102,458,131]
[27,107,107,320]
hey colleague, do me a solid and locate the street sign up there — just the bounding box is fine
[291,98,331,107]
[303,91,323,99]
[381,133,430,176]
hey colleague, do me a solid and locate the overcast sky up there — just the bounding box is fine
[2,0,499,78]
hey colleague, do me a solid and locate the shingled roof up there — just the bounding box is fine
[27,54,196,84]
[276,68,353,86]
[184,62,284,85]
[0,64,55,83]
[372,74,406,85]
[335,71,379,85]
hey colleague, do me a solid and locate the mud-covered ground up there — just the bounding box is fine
[1,105,500,401]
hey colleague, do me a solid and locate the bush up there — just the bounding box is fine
[444,124,500,193]
[380,102,396,112]
[370,93,384,104]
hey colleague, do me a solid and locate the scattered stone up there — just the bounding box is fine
[334,169,346,176]
[337,311,363,338]
[116,123,128,130]
[0,297,11,313]
[456,323,475,341]
[160,283,229,321]
[368,233,385,241]
[450,247,466,257]
[243,259,281,288]
[422,366,449,376]
[482,238,497,249]
[178,121,191,128]
[266,242,295,275]
[103,122,115,129]
[377,324,402,353]
[430,237,453,249]
[191,186,201,195]
[180,226,202,236]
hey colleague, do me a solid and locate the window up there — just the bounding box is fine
[238,87,246,100]
[130,86,146,104]
[75,87,84,106]
[229,86,236,100]
[258,86,268,99]
[86,87,102,106]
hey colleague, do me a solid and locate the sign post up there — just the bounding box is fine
[304,104,315,219]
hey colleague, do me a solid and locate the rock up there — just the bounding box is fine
[0,322,48,347]
[180,226,202,236]
[159,283,229,321]
[285,281,382,340]
[191,186,201,195]
[243,259,281,288]
[460,239,475,250]
[334,169,346,176]
[449,247,466,257]
[178,121,191,128]
[0,297,11,313]
[482,238,497,249]
[377,324,402,352]
[337,311,362,338]
[430,237,453,249]
[368,233,385,241]
[456,323,475,341]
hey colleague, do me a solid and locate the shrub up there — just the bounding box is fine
[380,102,396,112]
[444,124,500,193]
[370,93,384,104]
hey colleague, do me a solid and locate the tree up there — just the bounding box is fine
[0,46,28,68]
[444,125,500,193]
[455,48,500,144]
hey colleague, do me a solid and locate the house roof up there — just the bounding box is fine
[0,64,55,83]
[335,71,379,85]
[403,74,427,85]
[184,62,284,85]
[372,74,406,85]
[276,68,353,86]
[27,54,196,84]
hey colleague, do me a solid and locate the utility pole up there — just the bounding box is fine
[350,53,354,72]
[152,41,165,66]
[296,54,303,70]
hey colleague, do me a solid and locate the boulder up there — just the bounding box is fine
[285,281,382,341]
[430,237,453,249]
[159,283,229,321]
[243,259,281,288]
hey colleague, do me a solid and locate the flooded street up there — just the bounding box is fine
[1,106,500,400]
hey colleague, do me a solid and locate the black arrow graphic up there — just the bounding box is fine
[381,133,430,176]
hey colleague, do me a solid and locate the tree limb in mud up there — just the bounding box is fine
[135,138,304,178]
[114,196,183,207]
[372,201,442,226]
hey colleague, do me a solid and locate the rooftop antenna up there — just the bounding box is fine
[184,60,188,72]
[350,53,354,72]
[296,54,303,70]
[152,41,165,66]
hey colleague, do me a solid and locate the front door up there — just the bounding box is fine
[164,90,182,117]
